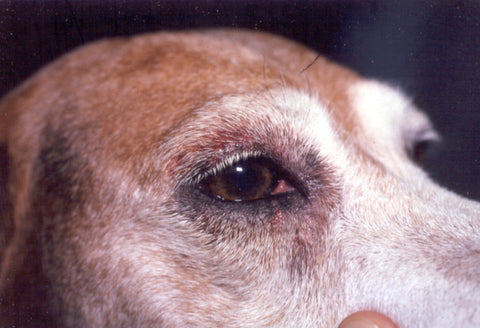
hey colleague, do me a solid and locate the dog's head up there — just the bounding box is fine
[1,30,479,327]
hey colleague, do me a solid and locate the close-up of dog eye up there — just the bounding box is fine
[409,140,431,166]
[199,157,296,202]
[408,139,438,167]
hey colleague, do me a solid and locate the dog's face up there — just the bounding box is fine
[0,30,479,327]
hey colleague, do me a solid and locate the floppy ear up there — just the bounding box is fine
[0,102,53,326]
[0,109,18,325]
[0,138,13,291]
[0,102,14,292]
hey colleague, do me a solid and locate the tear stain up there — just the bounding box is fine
[291,228,314,278]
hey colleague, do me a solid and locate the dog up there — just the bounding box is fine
[0,29,479,327]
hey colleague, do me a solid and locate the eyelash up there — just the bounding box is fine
[196,151,264,183]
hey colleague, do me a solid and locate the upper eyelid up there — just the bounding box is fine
[189,150,266,186]
[411,127,441,148]
[403,109,441,147]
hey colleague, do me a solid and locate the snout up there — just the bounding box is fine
[339,166,480,327]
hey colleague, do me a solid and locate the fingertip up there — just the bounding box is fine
[338,311,398,328]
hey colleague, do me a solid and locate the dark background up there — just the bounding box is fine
[1,0,479,200]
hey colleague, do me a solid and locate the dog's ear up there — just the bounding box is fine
[0,99,53,326]
[0,108,17,325]
[0,136,13,292]
[0,103,14,291]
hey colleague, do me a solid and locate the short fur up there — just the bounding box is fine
[0,30,479,327]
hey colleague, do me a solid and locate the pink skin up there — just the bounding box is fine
[338,312,398,328]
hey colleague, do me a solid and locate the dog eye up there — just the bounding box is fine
[409,140,433,167]
[199,157,296,202]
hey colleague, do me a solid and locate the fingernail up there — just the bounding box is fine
[338,317,380,328]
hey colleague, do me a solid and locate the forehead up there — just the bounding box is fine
[146,31,417,150]
[5,31,421,171]
[130,31,422,149]
[162,30,363,135]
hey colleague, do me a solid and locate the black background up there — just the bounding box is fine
[1,0,479,200]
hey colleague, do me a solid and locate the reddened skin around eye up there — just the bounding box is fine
[338,311,398,328]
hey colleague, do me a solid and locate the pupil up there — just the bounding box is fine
[231,164,261,193]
